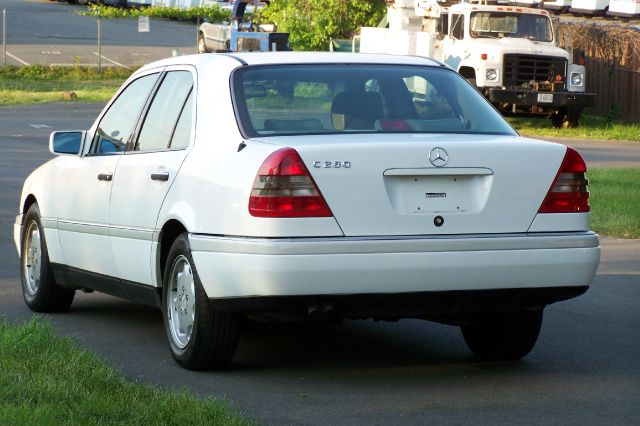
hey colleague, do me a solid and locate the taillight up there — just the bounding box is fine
[249,147,333,218]
[538,147,590,213]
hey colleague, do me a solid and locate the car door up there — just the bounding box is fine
[109,68,195,286]
[56,72,160,277]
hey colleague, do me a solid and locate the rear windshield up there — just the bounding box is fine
[232,64,516,137]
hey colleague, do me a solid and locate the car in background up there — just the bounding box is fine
[570,0,611,15]
[607,0,640,18]
[543,0,573,13]
[15,52,600,370]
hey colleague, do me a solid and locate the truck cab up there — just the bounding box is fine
[360,0,595,127]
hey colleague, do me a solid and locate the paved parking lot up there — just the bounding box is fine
[0,101,639,426]
[3,43,195,68]
[1,0,197,67]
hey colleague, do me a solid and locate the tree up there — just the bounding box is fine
[261,0,387,51]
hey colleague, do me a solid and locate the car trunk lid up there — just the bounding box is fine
[252,133,567,236]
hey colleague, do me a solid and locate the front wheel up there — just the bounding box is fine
[162,234,239,370]
[21,204,75,312]
[461,309,543,361]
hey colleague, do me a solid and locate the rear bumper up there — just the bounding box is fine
[606,11,640,18]
[211,287,589,319]
[486,89,596,108]
[543,5,569,11]
[190,232,600,308]
[569,8,603,14]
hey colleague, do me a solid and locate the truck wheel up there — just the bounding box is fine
[162,233,240,370]
[551,109,566,128]
[566,106,583,128]
[461,309,543,361]
[21,204,75,312]
[197,33,210,54]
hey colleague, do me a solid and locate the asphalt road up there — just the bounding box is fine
[0,102,639,425]
[0,0,197,66]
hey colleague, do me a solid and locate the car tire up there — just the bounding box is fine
[461,308,543,361]
[20,204,75,312]
[162,233,240,370]
[197,33,210,54]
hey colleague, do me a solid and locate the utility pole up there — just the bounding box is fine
[97,17,102,72]
[2,9,6,67]
[196,17,200,52]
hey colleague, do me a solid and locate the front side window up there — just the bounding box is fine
[93,73,159,154]
[470,13,553,42]
[136,71,194,152]
[232,64,516,137]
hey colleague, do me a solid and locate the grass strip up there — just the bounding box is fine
[0,65,131,106]
[0,88,118,105]
[0,319,251,425]
[589,168,640,239]
[509,115,640,142]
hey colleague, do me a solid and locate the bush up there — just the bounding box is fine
[83,4,231,23]
[261,0,387,51]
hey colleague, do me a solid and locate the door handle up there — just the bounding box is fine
[97,173,113,182]
[151,172,170,182]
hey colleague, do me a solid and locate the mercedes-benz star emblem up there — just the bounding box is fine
[429,147,449,167]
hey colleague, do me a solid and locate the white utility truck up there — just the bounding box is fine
[607,0,640,19]
[360,0,595,127]
[543,0,573,13]
[569,0,610,15]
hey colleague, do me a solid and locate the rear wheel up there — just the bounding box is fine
[461,308,543,361]
[162,233,239,370]
[551,109,566,128]
[566,106,582,128]
[21,204,75,312]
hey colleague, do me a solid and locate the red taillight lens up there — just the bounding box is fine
[538,147,590,213]
[249,148,333,218]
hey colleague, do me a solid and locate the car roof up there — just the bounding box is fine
[224,52,444,67]
[137,52,446,73]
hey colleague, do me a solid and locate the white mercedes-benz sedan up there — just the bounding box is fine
[15,52,600,370]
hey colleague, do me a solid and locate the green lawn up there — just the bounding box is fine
[589,168,640,239]
[509,115,640,142]
[0,319,251,425]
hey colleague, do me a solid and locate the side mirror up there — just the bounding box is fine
[49,131,86,156]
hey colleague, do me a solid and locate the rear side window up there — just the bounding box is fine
[93,73,159,154]
[232,64,515,137]
[136,71,194,152]
[169,91,194,150]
